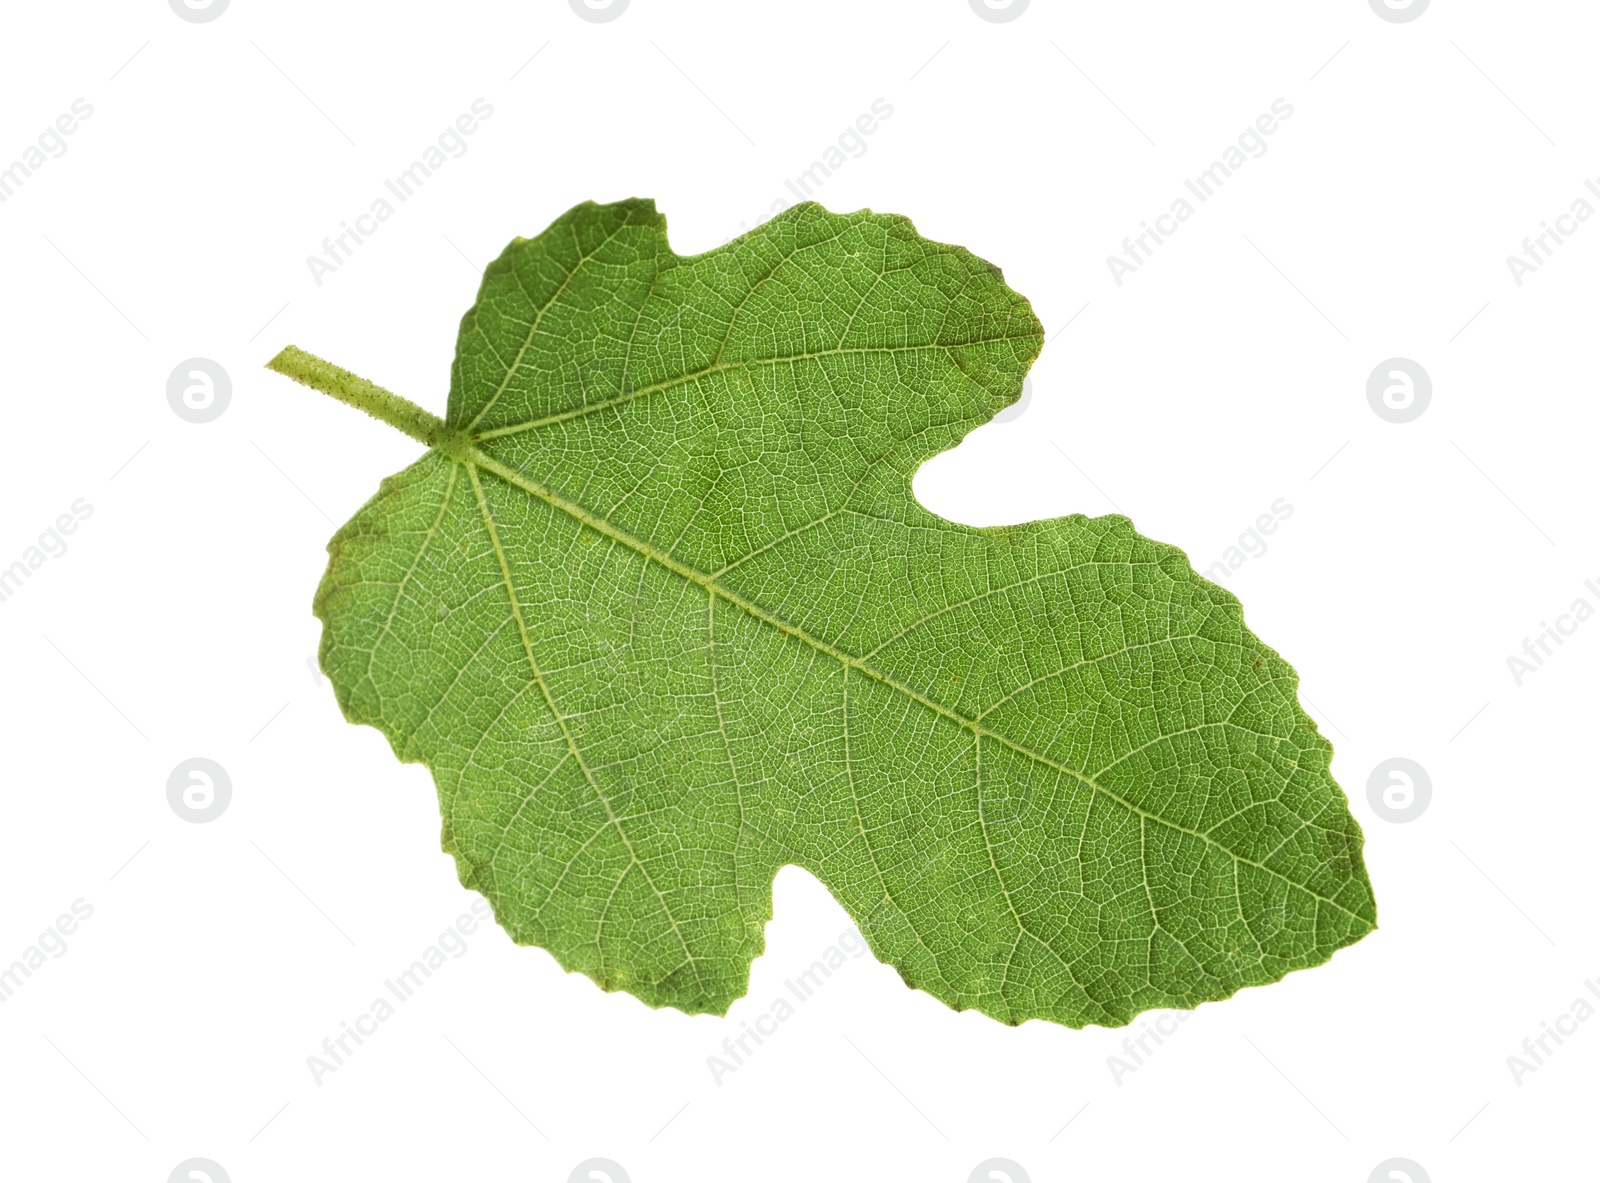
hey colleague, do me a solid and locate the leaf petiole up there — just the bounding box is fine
[266,345,473,459]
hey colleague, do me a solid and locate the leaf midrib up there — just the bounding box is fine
[461,444,1370,927]
[263,341,1366,928]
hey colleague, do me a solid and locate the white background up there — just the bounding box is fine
[1,1,1595,1180]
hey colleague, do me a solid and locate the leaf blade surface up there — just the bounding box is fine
[294,198,1375,1027]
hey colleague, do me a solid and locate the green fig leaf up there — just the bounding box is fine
[268,198,1374,1028]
